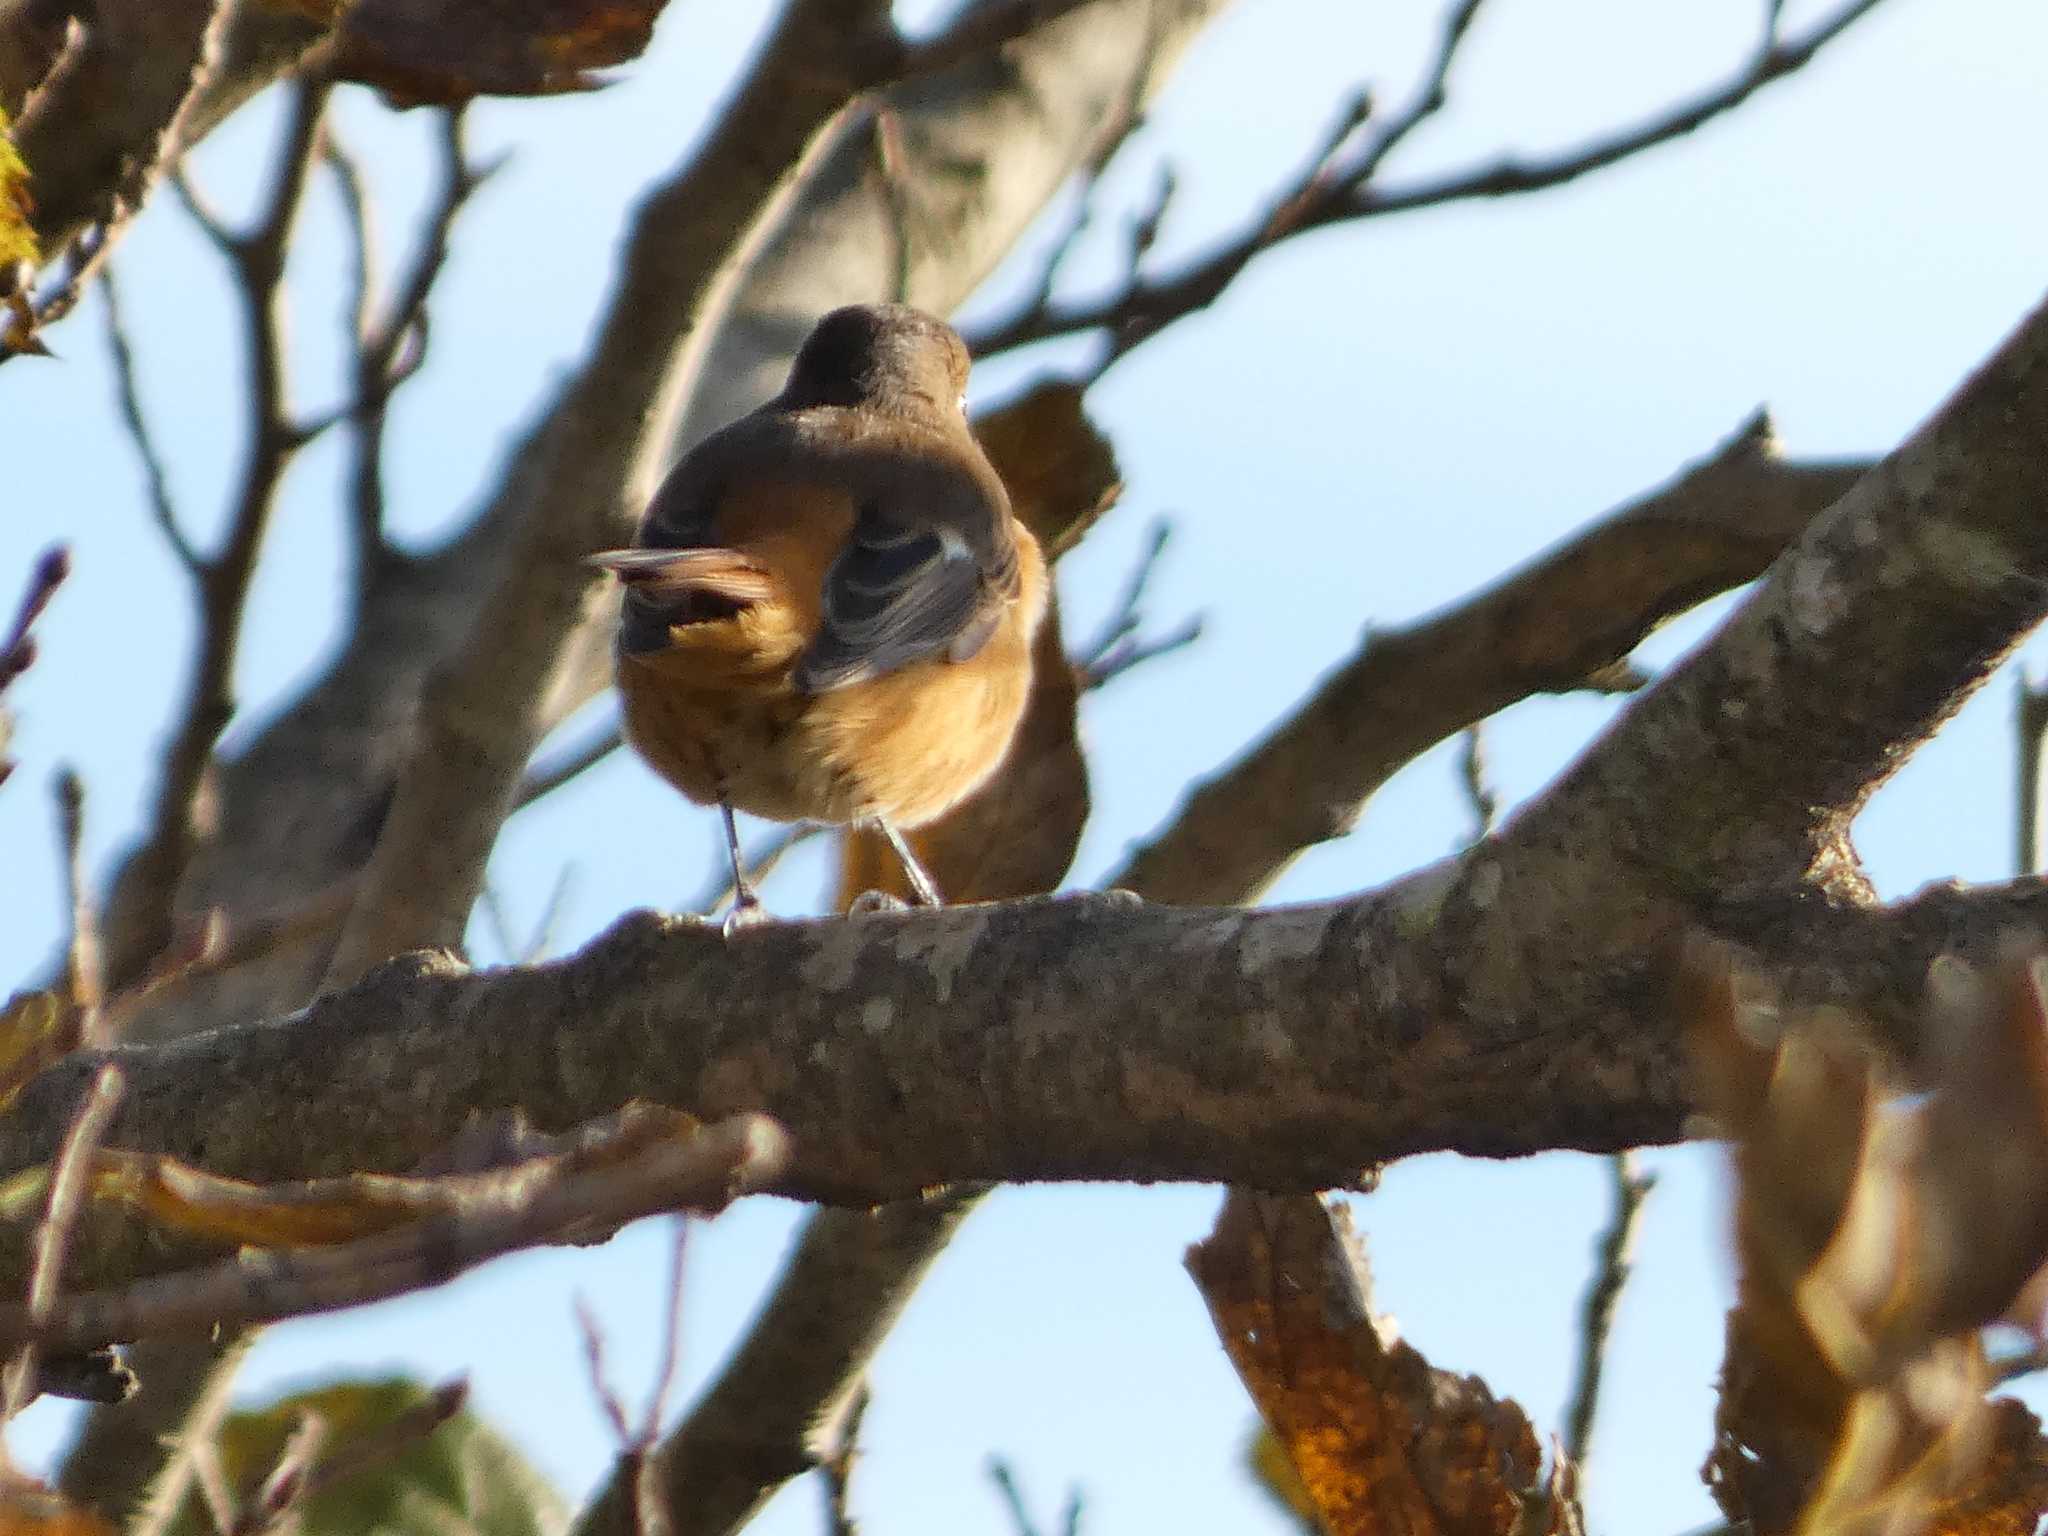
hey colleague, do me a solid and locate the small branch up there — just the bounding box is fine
[0,543,68,693]
[515,715,625,811]
[576,1225,686,1536]
[0,1114,785,1355]
[817,1382,869,1536]
[2015,672,2048,876]
[644,1219,690,1441]
[1071,518,1203,689]
[1114,412,1871,905]
[109,76,332,990]
[284,1378,466,1512]
[967,0,1889,360]
[1332,0,1488,193]
[988,1458,1043,1536]
[1,1065,125,1422]
[232,1410,326,1536]
[102,265,197,572]
[1559,1152,1655,1475]
[55,769,105,1047]
[988,1458,1081,1536]
[0,544,67,786]
[329,106,499,583]
[686,822,823,917]
[1458,725,1499,844]
[869,108,914,304]
[1081,615,1201,690]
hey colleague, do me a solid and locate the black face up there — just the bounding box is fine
[782,304,970,414]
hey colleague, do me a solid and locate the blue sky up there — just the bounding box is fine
[5,0,2047,1529]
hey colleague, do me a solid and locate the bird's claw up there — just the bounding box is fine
[846,888,910,916]
[721,896,774,937]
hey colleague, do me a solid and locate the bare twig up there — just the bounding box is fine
[1335,0,1487,191]
[869,108,914,304]
[988,1457,1081,1536]
[817,1382,869,1536]
[479,864,572,965]
[515,715,625,811]
[577,1220,690,1536]
[0,544,68,693]
[290,1378,466,1510]
[232,1410,326,1536]
[325,106,500,583]
[102,266,197,571]
[1560,1152,1655,1474]
[2015,672,2048,876]
[0,1114,784,1356]
[108,77,333,989]
[575,1298,637,1447]
[191,1438,239,1536]
[55,769,105,1047]
[1082,616,1202,689]
[1072,519,1204,688]
[164,1378,469,1536]
[967,0,1889,361]
[0,544,67,790]
[1458,725,1499,844]
[687,822,824,917]
[644,1220,690,1441]
[1,1065,125,1423]
[975,22,1158,356]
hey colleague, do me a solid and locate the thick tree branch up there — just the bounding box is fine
[670,0,1227,443]
[8,284,2047,1300]
[580,416,1864,1536]
[0,1114,786,1354]
[1,867,2044,1309]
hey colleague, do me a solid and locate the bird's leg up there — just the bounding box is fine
[720,797,770,934]
[876,817,945,906]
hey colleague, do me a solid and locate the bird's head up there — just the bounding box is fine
[782,303,971,419]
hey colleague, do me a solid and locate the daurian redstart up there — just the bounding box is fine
[589,304,1047,917]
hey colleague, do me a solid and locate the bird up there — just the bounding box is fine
[588,303,1047,921]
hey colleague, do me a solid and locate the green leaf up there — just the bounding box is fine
[162,1376,566,1536]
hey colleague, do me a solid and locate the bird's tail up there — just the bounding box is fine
[588,546,803,674]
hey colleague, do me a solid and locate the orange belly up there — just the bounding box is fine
[617,634,1034,829]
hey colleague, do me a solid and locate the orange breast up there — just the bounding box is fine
[617,513,1049,830]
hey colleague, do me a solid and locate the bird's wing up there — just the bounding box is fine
[794,429,1019,695]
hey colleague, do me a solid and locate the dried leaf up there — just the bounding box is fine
[1188,1191,1556,1536]
[0,988,74,1113]
[1685,940,2048,1536]
[1247,1423,1330,1536]
[326,0,677,105]
[971,381,1123,554]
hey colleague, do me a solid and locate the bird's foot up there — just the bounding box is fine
[846,888,911,916]
[721,894,775,937]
